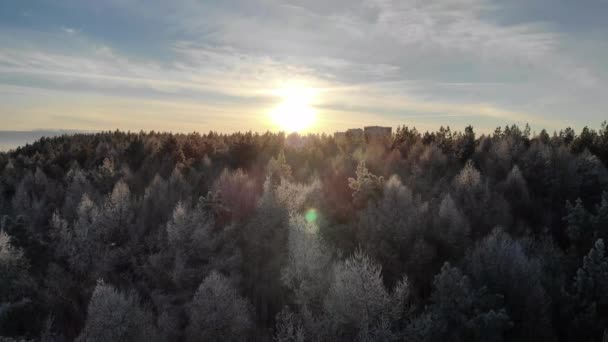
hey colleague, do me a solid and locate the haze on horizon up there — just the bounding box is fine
[1,0,607,135]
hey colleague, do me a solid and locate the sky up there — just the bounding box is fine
[0,0,607,135]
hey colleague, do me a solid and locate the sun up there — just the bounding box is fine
[269,84,318,132]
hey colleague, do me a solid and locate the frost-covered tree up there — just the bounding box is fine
[167,165,189,201]
[464,229,552,340]
[213,168,259,221]
[389,274,413,328]
[409,263,510,342]
[594,191,608,241]
[578,152,608,201]
[281,214,331,310]
[274,308,305,342]
[0,229,35,336]
[357,175,428,285]
[166,202,195,250]
[0,214,45,274]
[95,157,117,194]
[568,239,608,341]
[502,165,531,211]
[454,160,481,191]
[165,198,241,291]
[11,175,33,216]
[53,181,135,280]
[275,177,322,214]
[433,193,470,258]
[348,161,384,208]
[323,250,392,340]
[576,239,608,302]
[564,198,594,250]
[140,174,173,241]
[454,160,511,235]
[52,194,100,275]
[267,151,293,186]
[62,167,93,221]
[405,142,450,196]
[186,271,253,342]
[241,177,289,325]
[96,180,134,245]
[76,281,156,342]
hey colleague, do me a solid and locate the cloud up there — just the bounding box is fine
[61,26,78,35]
[1,38,558,129]
[0,0,606,132]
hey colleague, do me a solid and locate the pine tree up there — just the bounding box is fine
[569,239,608,340]
[465,229,551,340]
[564,198,593,249]
[456,126,476,162]
[434,193,470,258]
[166,198,241,291]
[76,281,156,342]
[0,229,31,304]
[186,271,253,342]
[97,180,133,245]
[348,161,384,208]
[281,214,331,310]
[267,151,293,186]
[52,194,100,275]
[357,175,427,285]
[274,308,305,342]
[241,178,289,326]
[593,191,608,241]
[212,168,259,221]
[454,160,481,191]
[412,262,510,342]
[323,250,392,340]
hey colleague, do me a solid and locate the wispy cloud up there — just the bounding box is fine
[0,0,606,132]
[61,26,78,35]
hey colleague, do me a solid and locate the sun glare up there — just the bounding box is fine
[269,84,318,132]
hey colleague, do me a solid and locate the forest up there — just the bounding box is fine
[1,122,608,341]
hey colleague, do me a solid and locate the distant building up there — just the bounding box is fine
[364,126,392,140]
[346,128,364,139]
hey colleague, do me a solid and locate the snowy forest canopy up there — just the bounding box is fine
[1,123,608,341]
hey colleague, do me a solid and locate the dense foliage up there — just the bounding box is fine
[1,122,608,341]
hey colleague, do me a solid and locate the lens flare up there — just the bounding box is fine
[305,208,318,223]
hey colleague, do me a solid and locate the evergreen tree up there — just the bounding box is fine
[357,175,428,285]
[348,161,384,208]
[323,250,393,340]
[186,271,253,342]
[569,239,608,341]
[465,229,552,340]
[76,281,157,342]
[409,262,510,342]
